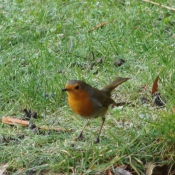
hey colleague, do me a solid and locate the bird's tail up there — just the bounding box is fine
[102,77,130,95]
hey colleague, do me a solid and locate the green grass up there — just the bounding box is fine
[1,0,175,174]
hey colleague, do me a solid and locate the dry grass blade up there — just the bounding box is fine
[142,0,175,12]
[88,22,108,32]
[145,162,156,175]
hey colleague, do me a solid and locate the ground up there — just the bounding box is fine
[0,0,175,174]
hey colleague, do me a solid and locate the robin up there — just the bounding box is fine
[62,77,130,143]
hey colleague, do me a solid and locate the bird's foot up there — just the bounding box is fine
[94,137,100,144]
[75,133,85,141]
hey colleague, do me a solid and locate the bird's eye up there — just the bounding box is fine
[75,85,80,90]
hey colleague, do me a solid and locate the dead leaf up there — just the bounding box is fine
[107,170,113,175]
[115,166,132,175]
[152,75,159,95]
[0,164,8,175]
[151,76,165,107]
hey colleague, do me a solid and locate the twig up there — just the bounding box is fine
[142,0,175,12]
[2,116,29,126]
[2,116,72,132]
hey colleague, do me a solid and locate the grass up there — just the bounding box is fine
[0,0,175,174]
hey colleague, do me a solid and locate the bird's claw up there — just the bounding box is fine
[94,137,100,144]
[75,133,85,141]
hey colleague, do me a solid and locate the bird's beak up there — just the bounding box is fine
[62,88,68,92]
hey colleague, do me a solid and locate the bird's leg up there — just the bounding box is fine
[94,117,105,143]
[76,119,90,141]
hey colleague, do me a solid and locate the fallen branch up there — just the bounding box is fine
[2,116,29,126]
[142,0,175,12]
[2,116,72,132]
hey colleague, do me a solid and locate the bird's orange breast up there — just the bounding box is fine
[67,90,95,118]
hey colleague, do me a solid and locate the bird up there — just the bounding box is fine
[62,77,130,143]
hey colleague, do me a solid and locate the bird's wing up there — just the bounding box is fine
[103,97,115,107]
[91,98,103,107]
[90,89,115,108]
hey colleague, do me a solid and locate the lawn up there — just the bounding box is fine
[0,0,175,174]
